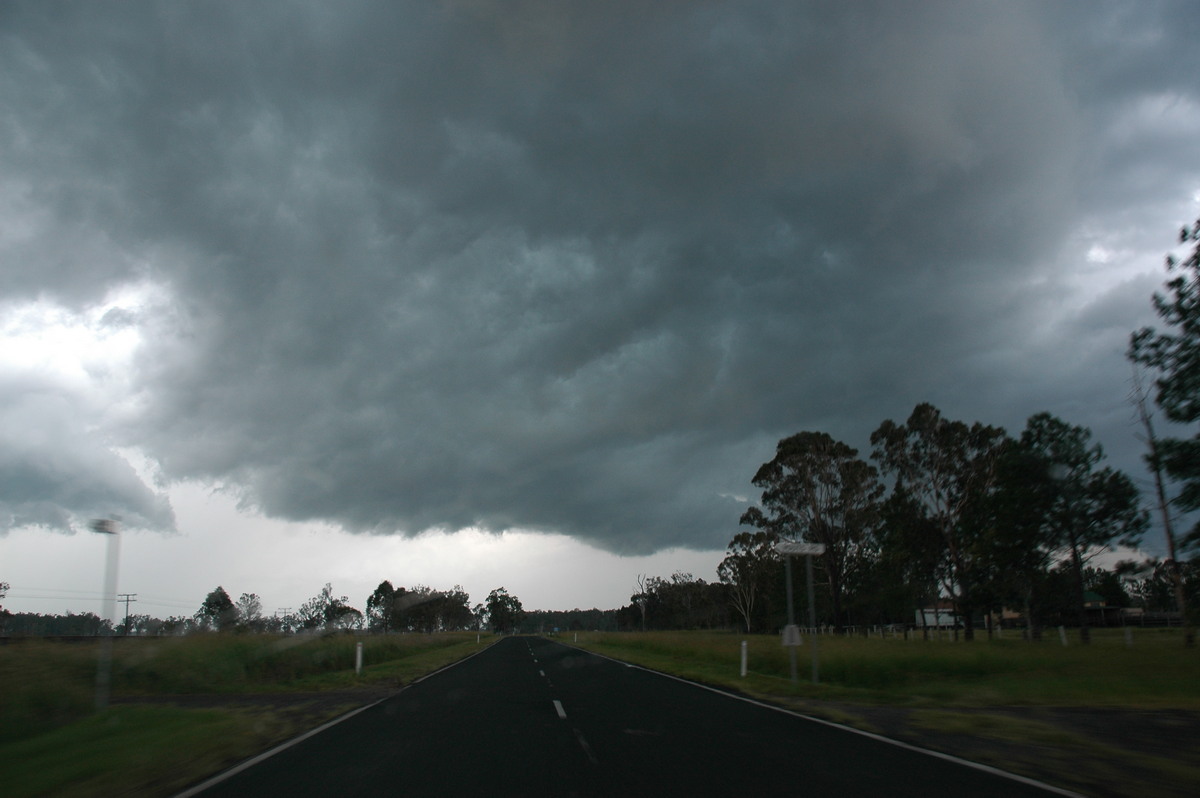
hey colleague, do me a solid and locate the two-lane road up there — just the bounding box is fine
[184,637,1075,797]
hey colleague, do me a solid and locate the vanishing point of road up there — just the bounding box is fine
[181,636,1077,797]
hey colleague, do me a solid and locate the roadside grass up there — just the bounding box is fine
[569,628,1200,708]
[0,705,271,798]
[0,632,492,797]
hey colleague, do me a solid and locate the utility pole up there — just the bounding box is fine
[118,593,137,634]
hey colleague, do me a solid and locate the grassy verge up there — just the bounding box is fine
[0,631,493,797]
[568,628,1200,708]
[567,629,1200,797]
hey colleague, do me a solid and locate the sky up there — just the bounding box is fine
[2,1,1199,621]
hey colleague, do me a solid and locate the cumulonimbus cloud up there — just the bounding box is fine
[0,2,1197,553]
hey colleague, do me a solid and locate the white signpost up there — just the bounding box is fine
[776,542,827,557]
[775,541,825,685]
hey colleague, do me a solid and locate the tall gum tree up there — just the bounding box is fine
[1130,217,1200,643]
[871,403,1008,641]
[744,431,883,631]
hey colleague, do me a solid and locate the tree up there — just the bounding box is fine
[1130,219,1200,645]
[744,432,883,630]
[1129,218,1200,551]
[195,586,238,631]
[1131,368,1193,644]
[1126,558,1200,613]
[873,487,945,635]
[871,403,1009,640]
[235,593,264,632]
[1018,413,1147,642]
[0,581,10,635]
[633,574,649,632]
[486,587,524,634]
[298,583,362,631]
[367,580,399,633]
[718,529,780,633]
[981,441,1064,640]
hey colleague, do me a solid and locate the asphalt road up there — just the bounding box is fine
[183,636,1074,797]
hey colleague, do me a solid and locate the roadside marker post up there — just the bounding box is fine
[740,640,748,677]
[356,642,363,675]
[776,541,825,685]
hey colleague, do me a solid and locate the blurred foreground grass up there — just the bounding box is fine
[0,631,490,797]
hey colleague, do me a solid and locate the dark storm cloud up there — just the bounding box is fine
[2,2,1198,552]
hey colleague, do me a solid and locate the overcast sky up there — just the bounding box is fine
[2,1,1199,620]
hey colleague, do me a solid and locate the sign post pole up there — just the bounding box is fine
[784,554,797,683]
[806,553,819,685]
[776,541,825,686]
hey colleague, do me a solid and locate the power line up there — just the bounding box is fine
[117,593,137,629]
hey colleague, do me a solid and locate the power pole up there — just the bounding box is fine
[118,593,137,634]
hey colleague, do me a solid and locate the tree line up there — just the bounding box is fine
[0,580,528,637]
[709,218,1200,642]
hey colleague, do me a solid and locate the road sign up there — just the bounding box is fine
[775,541,826,556]
[781,624,803,647]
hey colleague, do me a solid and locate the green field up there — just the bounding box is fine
[0,632,492,797]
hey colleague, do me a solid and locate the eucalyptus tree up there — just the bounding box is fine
[298,583,362,630]
[367,580,401,633]
[1129,218,1200,643]
[871,404,1009,641]
[718,528,781,633]
[1129,218,1200,538]
[195,586,238,631]
[745,431,883,631]
[486,587,524,634]
[874,486,944,635]
[1018,413,1147,643]
[234,592,264,632]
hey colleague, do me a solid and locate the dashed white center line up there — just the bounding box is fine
[553,700,567,719]
[574,728,599,765]
[539,669,546,677]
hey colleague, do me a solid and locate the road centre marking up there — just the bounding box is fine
[553,700,567,719]
[574,728,599,765]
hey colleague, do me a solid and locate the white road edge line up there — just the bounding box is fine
[561,642,1084,798]
[553,699,567,719]
[171,640,499,798]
